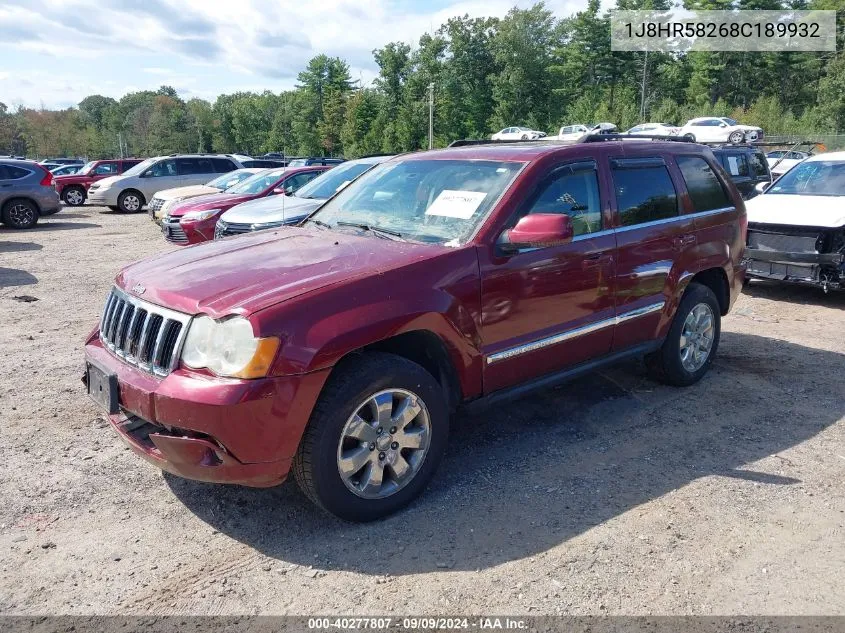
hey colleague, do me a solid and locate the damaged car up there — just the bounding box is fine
[744,153,845,292]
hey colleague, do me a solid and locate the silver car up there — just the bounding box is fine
[86,154,244,213]
[215,155,392,238]
[0,160,61,229]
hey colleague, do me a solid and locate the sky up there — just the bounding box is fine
[0,0,592,110]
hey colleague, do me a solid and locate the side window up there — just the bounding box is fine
[196,158,214,174]
[175,158,201,175]
[93,162,117,175]
[212,158,236,173]
[0,165,9,180]
[285,172,319,192]
[724,154,749,177]
[521,162,602,237]
[676,156,731,212]
[748,152,768,178]
[147,159,177,177]
[611,159,678,226]
[0,164,30,179]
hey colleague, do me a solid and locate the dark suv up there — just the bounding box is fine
[0,159,61,228]
[84,139,746,521]
[712,146,771,199]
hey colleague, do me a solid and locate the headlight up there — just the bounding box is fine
[181,315,280,378]
[182,208,220,222]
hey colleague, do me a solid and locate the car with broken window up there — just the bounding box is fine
[83,138,746,521]
[744,152,845,292]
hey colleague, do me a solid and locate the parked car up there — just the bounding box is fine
[161,166,331,245]
[491,127,545,141]
[679,117,763,144]
[39,158,84,166]
[0,159,61,228]
[286,157,346,167]
[50,164,82,176]
[551,125,589,141]
[84,138,746,521]
[54,159,143,206]
[215,155,391,239]
[766,150,810,177]
[712,145,772,199]
[240,159,287,168]
[86,154,243,213]
[744,153,845,291]
[148,168,264,224]
[626,123,680,136]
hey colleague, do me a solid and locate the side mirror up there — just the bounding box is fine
[719,123,728,128]
[755,181,770,194]
[500,213,574,252]
[272,187,288,195]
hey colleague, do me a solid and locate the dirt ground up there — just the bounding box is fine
[0,206,843,616]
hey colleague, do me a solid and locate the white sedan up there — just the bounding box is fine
[766,150,810,177]
[552,124,589,141]
[626,123,680,136]
[678,117,763,144]
[491,126,545,141]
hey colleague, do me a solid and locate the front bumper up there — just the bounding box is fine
[744,248,844,289]
[84,335,330,486]
[87,189,116,206]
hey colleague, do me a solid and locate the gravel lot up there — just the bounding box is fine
[1,206,843,616]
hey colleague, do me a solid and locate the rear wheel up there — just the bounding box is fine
[683,133,696,142]
[117,190,144,213]
[62,186,86,206]
[293,352,449,522]
[646,283,721,387]
[1,199,39,229]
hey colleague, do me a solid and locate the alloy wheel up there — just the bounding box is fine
[66,189,84,205]
[122,195,140,212]
[8,203,36,227]
[679,303,715,372]
[336,389,431,500]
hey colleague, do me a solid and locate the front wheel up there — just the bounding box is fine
[728,130,745,144]
[682,133,696,142]
[117,190,145,213]
[293,352,449,521]
[646,283,721,387]
[62,186,86,206]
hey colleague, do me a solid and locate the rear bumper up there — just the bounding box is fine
[84,335,331,486]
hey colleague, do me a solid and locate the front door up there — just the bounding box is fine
[479,160,616,393]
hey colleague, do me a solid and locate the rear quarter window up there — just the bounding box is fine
[212,158,237,173]
[676,156,731,212]
[0,164,31,180]
[748,152,769,178]
[611,159,678,226]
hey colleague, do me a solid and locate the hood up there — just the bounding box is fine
[219,193,321,224]
[115,226,440,317]
[169,191,264,217]
[746,194,845,228]
[156,184,219,201]
[54,173,89,182]
[90,175,122,189]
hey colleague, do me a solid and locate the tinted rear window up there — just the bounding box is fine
[611,159,678,226]
[0,164,32,180]
[212,158,237,173]
[722,153,749,177]
[676,156,731,212]
[748,152,769,178]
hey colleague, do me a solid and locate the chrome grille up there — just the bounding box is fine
[99,287,192,377]
[149,197,165,214]
[748,230,818,254]
[215,221,254,239]
[162,217,189,244]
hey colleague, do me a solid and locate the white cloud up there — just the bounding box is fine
[0,0,596,108]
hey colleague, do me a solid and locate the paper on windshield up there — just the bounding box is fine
[425,190,487,219]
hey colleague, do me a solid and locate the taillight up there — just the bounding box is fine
[38,167,53,187]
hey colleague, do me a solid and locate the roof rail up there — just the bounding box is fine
[448,139,555,148]
[579,133,691,143]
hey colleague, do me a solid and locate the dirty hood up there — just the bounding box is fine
[115,226,437,317]
[155,184,219,202]
[746,194,845,229]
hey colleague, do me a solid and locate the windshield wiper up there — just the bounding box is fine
[308,218,332,229]
[336,221,405,240]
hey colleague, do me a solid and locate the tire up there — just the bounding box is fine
[117,190,145,213]
[293,352,449,522]
[646,282,721,387]
[521,134,529,140]
[62,186,86,206]
[1,199,39,229]
[682,133,696,142]
[728,130,745,144]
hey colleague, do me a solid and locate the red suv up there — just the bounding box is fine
[54,159,142,206]
[83,140,746,521]
[161,165,330,245]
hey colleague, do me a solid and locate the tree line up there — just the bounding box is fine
[2,0,845,160]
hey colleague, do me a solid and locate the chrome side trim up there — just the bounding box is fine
[486,300,666,365]
[614,206,734,234]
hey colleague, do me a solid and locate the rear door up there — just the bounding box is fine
[174,158,210,187]
[609,154,694,351]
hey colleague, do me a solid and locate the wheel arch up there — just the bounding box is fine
[680,266,730,315]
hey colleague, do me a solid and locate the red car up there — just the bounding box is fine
[84,139,746,521]
[54,159,142,206]
[161,166,330,245]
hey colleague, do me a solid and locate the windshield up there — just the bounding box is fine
[307,159,524,245]
[226,168,286,194]
[767,160,845,197]
[207,171,255,190]
[287,159,306,167]
[724,118,738,126]
[79,161,97,175]
[295,161,375,200]
[121,158,156,177]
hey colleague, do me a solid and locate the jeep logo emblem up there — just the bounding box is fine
[131,283,146,295]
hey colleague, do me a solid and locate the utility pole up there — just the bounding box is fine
[428,82,434,150]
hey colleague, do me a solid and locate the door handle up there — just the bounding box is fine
[673,234,696,249]
[582,253,612,269]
